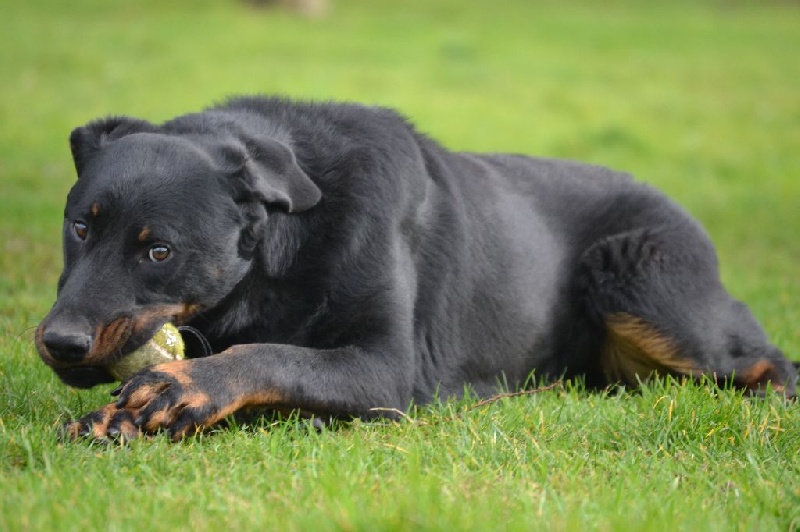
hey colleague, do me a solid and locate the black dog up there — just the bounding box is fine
[36,96,796,440]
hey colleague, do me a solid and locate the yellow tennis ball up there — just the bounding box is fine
[109,323,185,380]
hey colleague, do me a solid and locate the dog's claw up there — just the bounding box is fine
[110,384,123,396]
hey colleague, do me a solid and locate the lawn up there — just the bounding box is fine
[1,0,799,529]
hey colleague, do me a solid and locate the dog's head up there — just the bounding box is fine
[36,115,321,387]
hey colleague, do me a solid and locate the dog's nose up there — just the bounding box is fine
[42,329,92,363]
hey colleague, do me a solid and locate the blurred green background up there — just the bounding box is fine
[1,0,799,529]
[2,0,798,339]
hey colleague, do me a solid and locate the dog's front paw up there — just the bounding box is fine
[62,404,142,443]
[111,359,236,441]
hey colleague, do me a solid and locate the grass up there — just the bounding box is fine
[1,0,799,529]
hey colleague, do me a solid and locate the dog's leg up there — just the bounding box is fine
[70,343,414,440]
[578,224,797,395]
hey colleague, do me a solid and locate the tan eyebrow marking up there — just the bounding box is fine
[91,202,100,217]
[138,226,151,242]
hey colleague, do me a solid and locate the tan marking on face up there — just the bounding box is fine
[39,304,202,370]
[91,202,100,217]
[130,304,201,335]
[85,316,134,364]
[138,226,151,242]
[602,313,699,386]
[130,305,183,335]
[34,323,57,366]
[175,304,201,325]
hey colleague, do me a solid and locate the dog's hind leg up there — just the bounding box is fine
[577,223,797,395]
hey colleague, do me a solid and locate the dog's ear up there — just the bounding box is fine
[221,138,321,214]
[69,117,156,176]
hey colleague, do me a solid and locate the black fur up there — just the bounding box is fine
[36,97,796,439]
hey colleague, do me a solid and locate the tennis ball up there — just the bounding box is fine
[109,323,185,380]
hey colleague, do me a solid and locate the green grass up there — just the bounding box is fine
[1,0,799,529]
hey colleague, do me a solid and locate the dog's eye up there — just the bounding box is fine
[148,245,171,262]
[73,221,88,241]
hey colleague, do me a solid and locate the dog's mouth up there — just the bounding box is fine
[53,366,116,389]
[37,303,203,386]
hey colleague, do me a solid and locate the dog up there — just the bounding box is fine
[35,96,797,441]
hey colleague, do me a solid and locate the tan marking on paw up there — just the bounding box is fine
[142,408,177,432]
[87,316,133,363]
[88,404,118,439]
[737,359,784,393]
[212,390,286,424]
[63,421,84,441]
[114,417,142,443]
[125,381,170,409]
[151,359,194,386]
